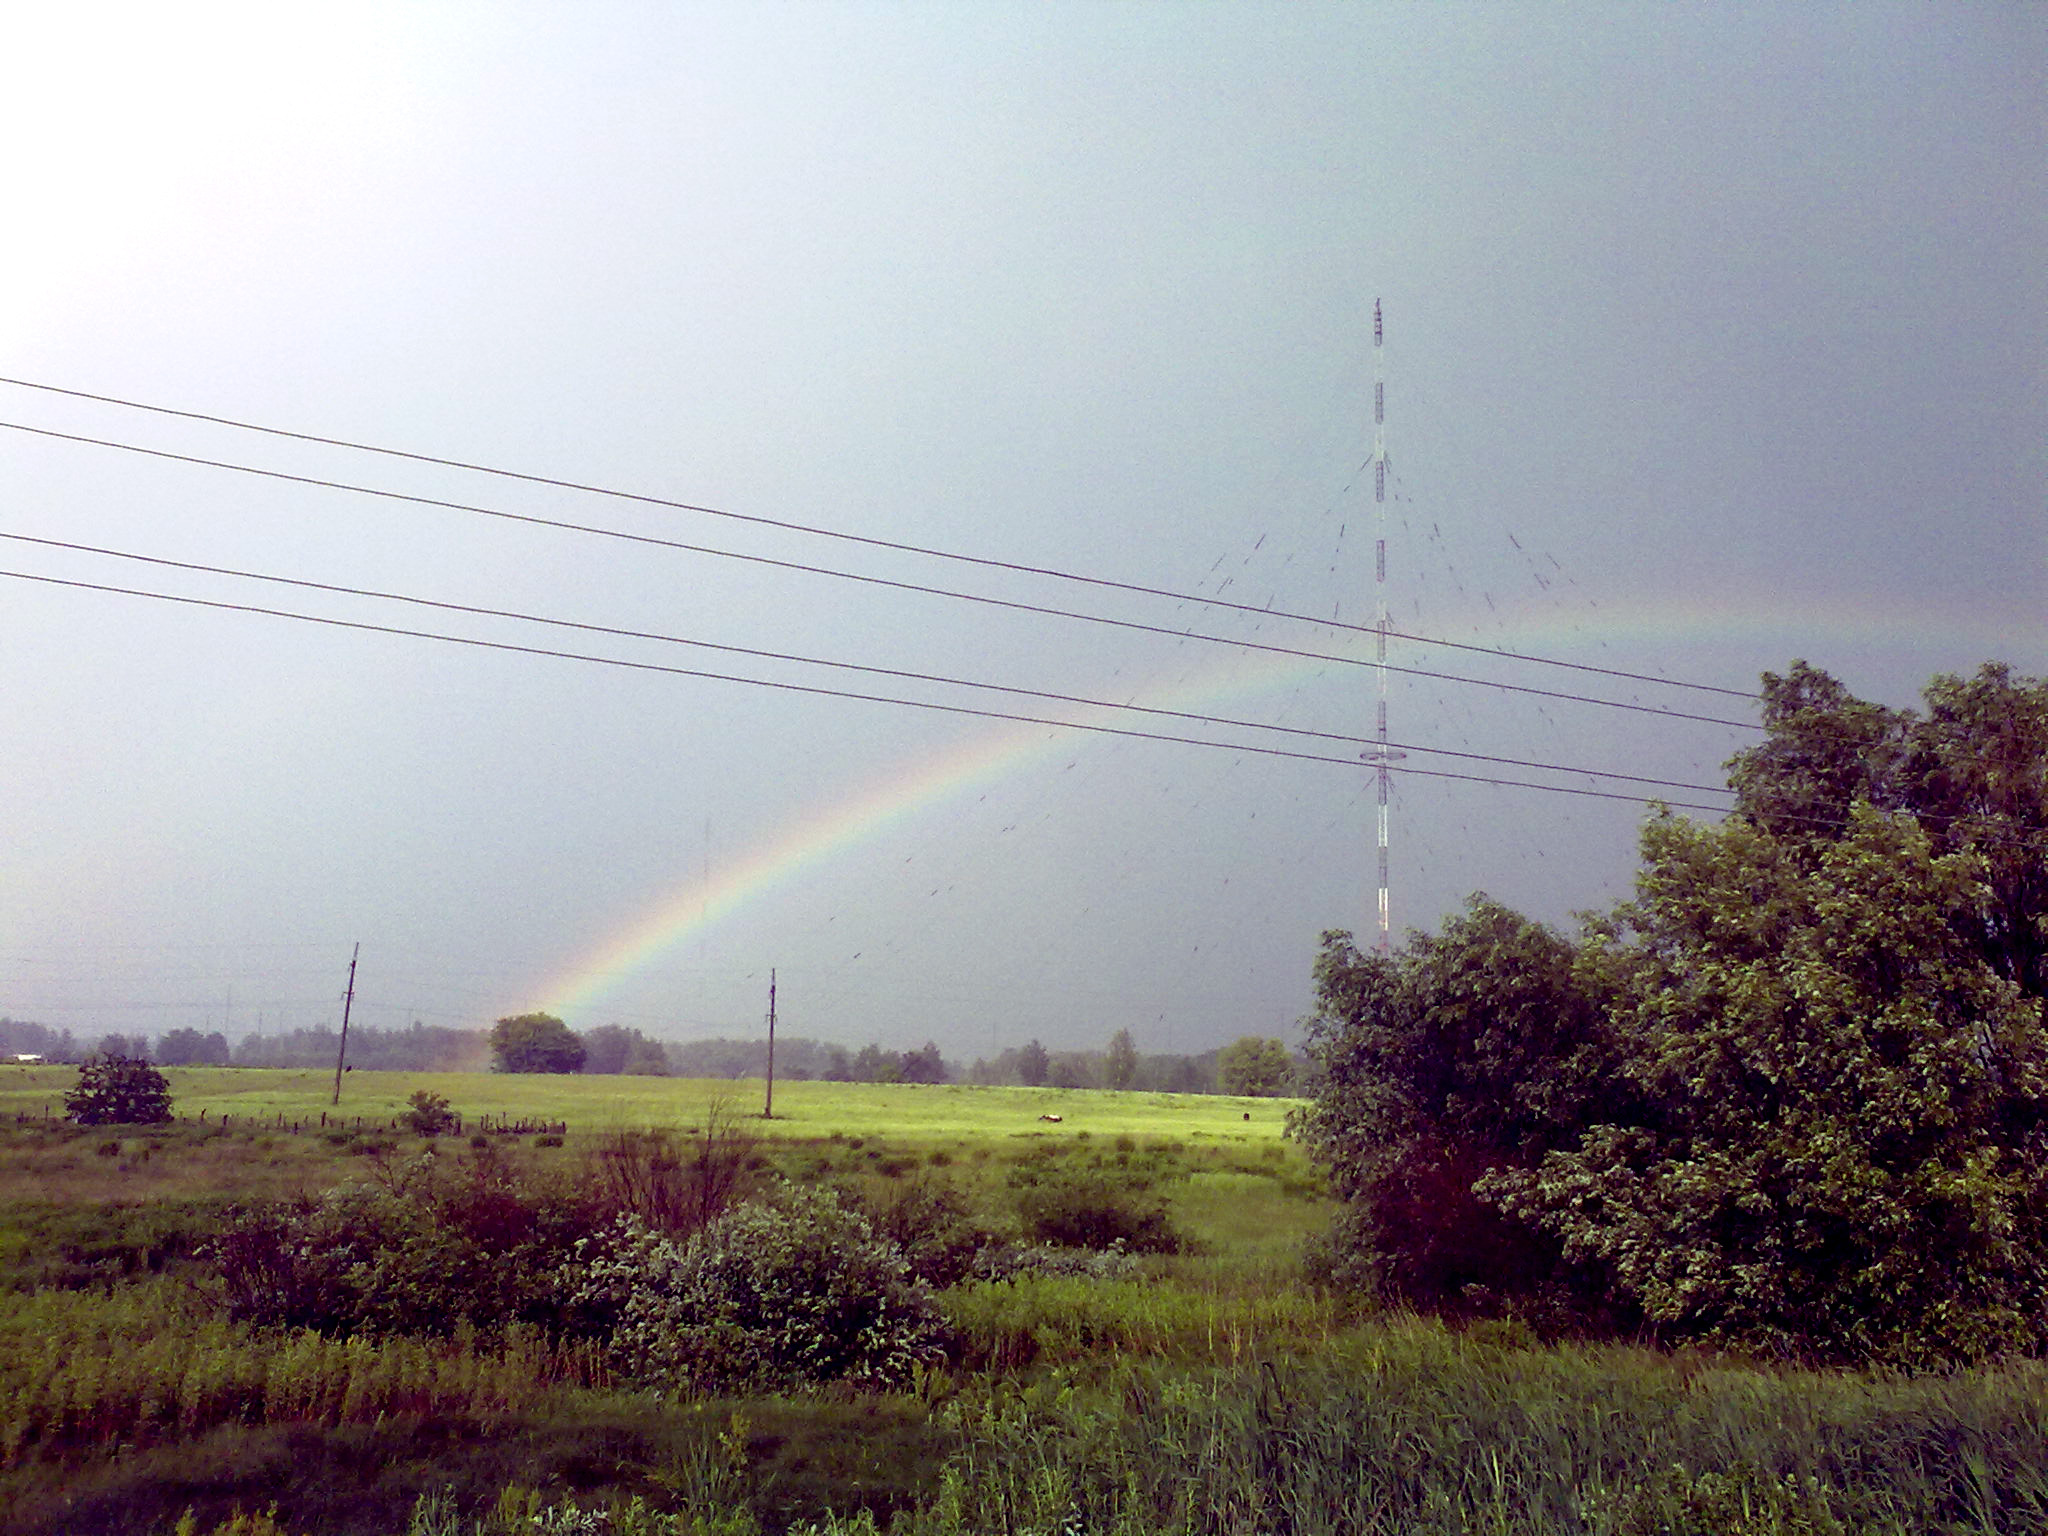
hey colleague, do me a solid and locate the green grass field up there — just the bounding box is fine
[2,1066,1298,1145]
[3,1062,2044,1536]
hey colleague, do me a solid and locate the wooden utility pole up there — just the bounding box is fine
[763,968,777,1119]
[331,942,359,1106]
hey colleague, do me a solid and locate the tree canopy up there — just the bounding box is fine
[67,1053,174,1126]
[1103,1029,1139,1092]
[489,1013,586,1074]
[1295,662,2048,1366]
[1218,1036,1295,1097]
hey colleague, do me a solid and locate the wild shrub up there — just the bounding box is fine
[403,1091,458,1137]
[199,1144,589,1335]
[589,1107,758,1237]
[1013,1169,1181,1254]
[568,1184,944,1392]
[862,1176,1000,1288]
[969,1241,1142,1282]
[65,1053,173,1126]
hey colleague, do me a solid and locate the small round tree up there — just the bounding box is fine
[490,1012,586,1073]
[66,1053,174,1126]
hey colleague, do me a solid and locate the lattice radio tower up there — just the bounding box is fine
[1362,299,1404,952]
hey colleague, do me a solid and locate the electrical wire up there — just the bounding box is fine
[0,375,1756,698]
[0,565,1741,815]
[0,419,1763,732]
[0,529,1737,797]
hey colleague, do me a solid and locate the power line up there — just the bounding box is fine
[0,375,1756,699]
[0,565,1741,814]
[0,419,1763,732]
[0,529,1735,797]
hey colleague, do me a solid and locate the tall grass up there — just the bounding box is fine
[905,1319,2048,1535]
[940,1274,1351,1369]
[0,1283,608,1467]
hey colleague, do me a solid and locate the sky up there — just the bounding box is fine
[0,3,2040,1059]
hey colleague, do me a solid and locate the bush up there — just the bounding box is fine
[864,1176,1001,1287]
[200,1144,590,1335]
[970,1241,1144,1282]
[569,1184,945,1392]
[65,1053,173,1126]
[403,1090,458,1136]
[1015,1171,1182,1254]
[589,1111,757,1237]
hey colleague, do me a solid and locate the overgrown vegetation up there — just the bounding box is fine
[1297,661,2048,1367]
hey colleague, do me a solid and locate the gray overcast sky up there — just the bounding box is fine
[1,2,2041,1057]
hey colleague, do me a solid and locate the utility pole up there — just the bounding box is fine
[331,942,359,1106]
[762,968,777,1119]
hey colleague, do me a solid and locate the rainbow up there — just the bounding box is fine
[524,591,2023,1018]
[529,639,1310,1018]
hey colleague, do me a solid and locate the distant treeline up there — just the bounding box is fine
[2,1015,1248,1093]
[667,1036,1234,1094]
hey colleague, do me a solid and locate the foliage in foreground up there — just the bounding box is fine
[0,1283,603,1471]
[569,1185,946,1393]
[1297,661,2048,1366]
[144,1321,2048,1536]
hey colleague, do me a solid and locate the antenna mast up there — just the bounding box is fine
[1363,300,1404,952]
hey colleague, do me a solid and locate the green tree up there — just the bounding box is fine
[1217,1035,1294,1097]
[66,1053,173,1125]
[489,1013,586,1074]
[155,1028,229,1066]
[1294,901,1613,1311]
[623,1037,671,1076]
[852,1043,902,1083]
[1016,1037,1050,1087]
[402,1090,458,1136]
[1485,805,2048,1366]
[1103,1028,1139,1091]
[1297,660,2048,1364]
[582,1023,670,1075]
[1731,660,2048,1000]
[900,1040,948,1084]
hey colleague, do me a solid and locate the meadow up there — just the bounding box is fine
[2,1065,2045,1535]
[0,1067,1296,1148]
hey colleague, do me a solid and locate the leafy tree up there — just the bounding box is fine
[66,1053,173,1125]
[402,1090,459,1136]
[579,1024,636,1075]
[156,1028,230,1066]
[489,1013,585,1074]
[852,1043,902,1083]
[1294,903,1612,1311]
[1016,1037,1050,1087]
[900,1040,948,1084]
[1297,660,2048,1365]
[582,1023,670,1075]
[1048,1056,1088,1090]
[1731,660,2048,1000]
[1217,1035,1295,1097]
[1484,806,2048,1366]
[623,1037,671,1076]
[1103,1028,1139,1091]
